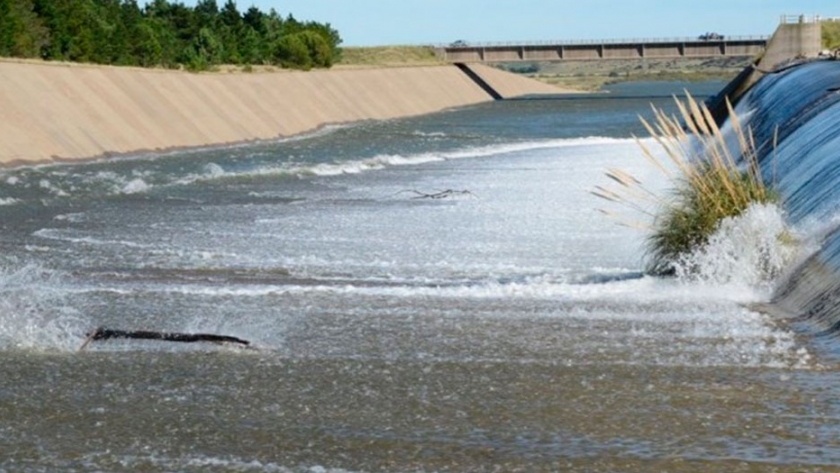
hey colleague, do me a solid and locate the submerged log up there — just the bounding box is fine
[79,327,251,351]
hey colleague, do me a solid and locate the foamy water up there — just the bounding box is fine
[0,136,806,370]
[1,87,837,471]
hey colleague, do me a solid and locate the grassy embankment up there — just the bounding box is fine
[336,46,444,67]
[516,57,751,91]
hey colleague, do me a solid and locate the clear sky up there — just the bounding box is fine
[175,0,839,46]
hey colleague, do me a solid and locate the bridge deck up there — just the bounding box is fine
[437,36,769,63]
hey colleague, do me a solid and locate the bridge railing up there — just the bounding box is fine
[780,14,822,24]
[433,35,770,49]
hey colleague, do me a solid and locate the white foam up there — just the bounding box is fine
[94,272,761,306]
[0,263,87,351]
[412,130,447,137]
[122,178,151,194]
[674,203,799,292]
[76,451,364,473]
[38,178,69,196]
[204,162,226,177]
[173,136,632,184]
[33,228,153,248]
[54,212,87,222]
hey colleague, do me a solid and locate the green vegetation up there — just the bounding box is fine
[337,46,443,67]
[594,95,778,274]
[0,0,342,71]
[823,20,840,49]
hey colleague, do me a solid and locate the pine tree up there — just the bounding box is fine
[1,0,49,57]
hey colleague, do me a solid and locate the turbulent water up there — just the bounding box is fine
[2,81,840,472]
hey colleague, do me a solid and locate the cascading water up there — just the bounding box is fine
[723,60,840,346]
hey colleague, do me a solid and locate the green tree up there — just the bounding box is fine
[115,0,143,65]
[304,21,342,62]
[216,0,241,63]
[272,32,311,69]
[218,0,239,29]
[184,25,222,70]
[144,0,197,66]
[238,25,261,64]
[33,0,108,62]
[192,0,217,31]
[3,0,342,70]
[92,0,126,64]
[132,20,162,66]
[0,0,50,57]
[145,15,178,67]
[0,0,9,54]
[298,29,331,67]
[242,5,264,35]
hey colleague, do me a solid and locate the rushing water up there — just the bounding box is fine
[1,81,839,472]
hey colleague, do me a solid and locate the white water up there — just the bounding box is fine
[674,203,800,289]
[0,137,812,371]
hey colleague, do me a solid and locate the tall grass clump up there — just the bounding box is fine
[594,93,778,275]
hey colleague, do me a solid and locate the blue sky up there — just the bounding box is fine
[175,1,838,46]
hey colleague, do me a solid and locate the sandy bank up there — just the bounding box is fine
[0,60,563,166]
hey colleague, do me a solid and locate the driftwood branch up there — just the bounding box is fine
[393,189,476,199]
[79,327,251,351]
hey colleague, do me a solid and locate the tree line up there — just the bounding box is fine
[0,0,342,70]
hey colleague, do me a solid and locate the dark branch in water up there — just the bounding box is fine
[394,189,475,199]
[79,327,251,351]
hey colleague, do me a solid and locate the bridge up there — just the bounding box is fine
[435,35,769,63]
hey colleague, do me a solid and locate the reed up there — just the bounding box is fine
[593,93,777,274]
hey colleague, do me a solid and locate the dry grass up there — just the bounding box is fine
[526,57,751,91]
[593,94,777,274]
[336,46,445,67]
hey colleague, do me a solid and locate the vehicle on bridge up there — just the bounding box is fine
[699,32,725,40]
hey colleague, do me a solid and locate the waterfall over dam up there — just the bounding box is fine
[725,59,840,346]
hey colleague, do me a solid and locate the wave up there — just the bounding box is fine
[33,228,155,249]
[411,130,447,137]
[60,271,806,366]
[171,136,635,184]
[0,136,637,201]
[77,271,767,307]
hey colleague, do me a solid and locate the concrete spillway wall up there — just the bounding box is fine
[0,61,560,166]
